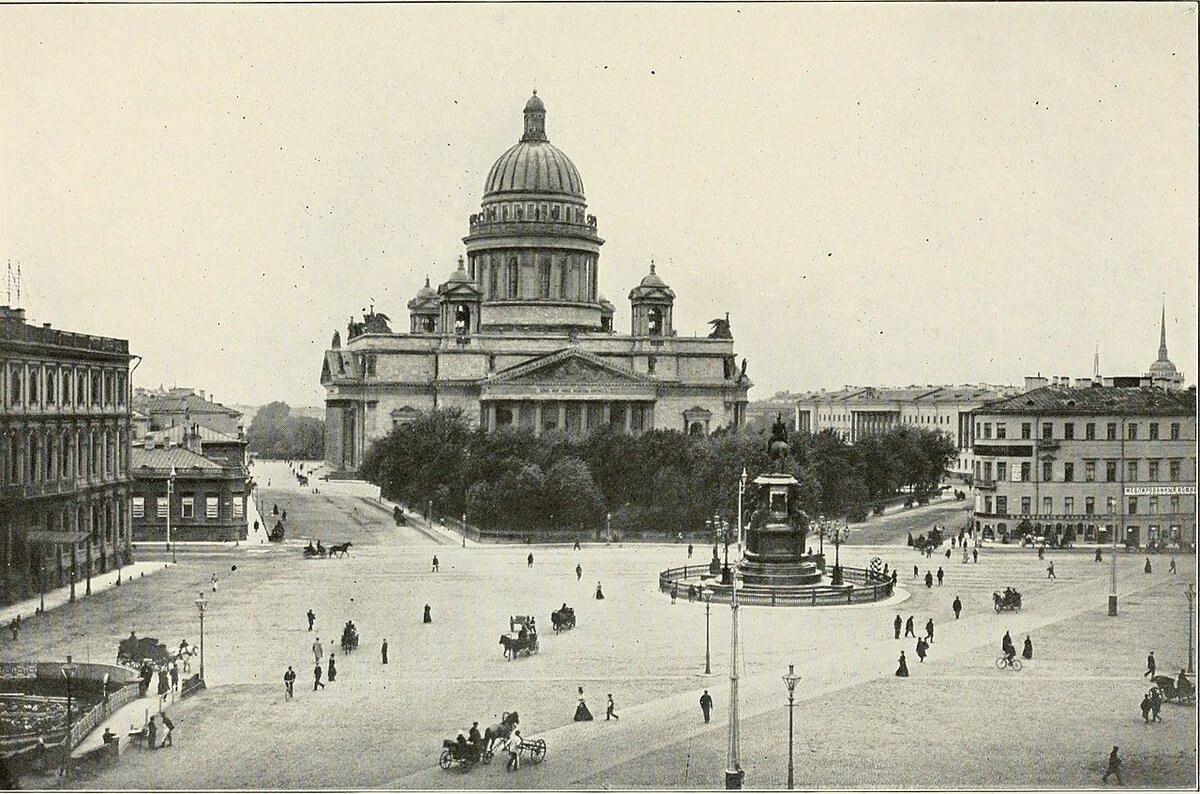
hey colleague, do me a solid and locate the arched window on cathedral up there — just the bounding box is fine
[455,304,471,336]
[507,257,519,298]
[539,257,551,299]
[421,316,436,333]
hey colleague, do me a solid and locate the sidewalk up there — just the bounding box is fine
[0,561,171,626]
[71,693,160,759]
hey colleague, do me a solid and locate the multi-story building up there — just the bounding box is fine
[130,439,248,543]
[0,305,135,607]
[133,387,244,436]
[969,384,1196,549]
[791,384,1020,480]
[321,92,750,476]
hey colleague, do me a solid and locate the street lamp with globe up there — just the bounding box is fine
[782,663,800,789]
[195,593,208,684]
[830,522,849,586]
[704,591,712,675]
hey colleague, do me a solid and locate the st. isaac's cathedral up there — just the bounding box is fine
[321,92,751,476]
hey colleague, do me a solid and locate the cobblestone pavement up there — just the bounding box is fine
[6,464,1194,789]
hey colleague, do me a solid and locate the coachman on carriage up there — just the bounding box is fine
[551,604,575,634]
[993,588,1023,612]
[499,615,538,659]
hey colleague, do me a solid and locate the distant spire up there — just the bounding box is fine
[1158,300,1169,361]
[1093,344,1099,380]
[650,258,655,275]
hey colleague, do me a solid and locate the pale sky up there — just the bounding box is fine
[2,3,1196,407]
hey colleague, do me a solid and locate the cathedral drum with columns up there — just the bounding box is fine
[321,92,751,476]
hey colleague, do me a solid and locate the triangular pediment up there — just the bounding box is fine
[490,349,654,386]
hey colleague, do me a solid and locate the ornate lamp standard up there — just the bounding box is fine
[724,572,744,789]
[1186,583,1196,675]
[195,593,208,684]
[817,515,825,556]
[782,664,800,790]
[704,591,712,675]
[830,523,849,586]
[737,466,747,555]
[61,655,78,748]
[168,466,177,564]
[719,515,733,585]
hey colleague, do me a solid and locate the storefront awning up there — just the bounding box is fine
[25,530,88,544]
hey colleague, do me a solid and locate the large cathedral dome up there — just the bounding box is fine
[483,91,585,200]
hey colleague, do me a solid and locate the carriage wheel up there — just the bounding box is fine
[1010,659,1022,672]
[529,739,546,764]
[439,750,452,770]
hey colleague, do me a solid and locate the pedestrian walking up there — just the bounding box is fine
[282,509,287,522]
[1022,635,1033,660]
[894,614,902,639]
[170,662,179,692]
[688,543,694,558]
[160,713,174,748]
[574,539,582,551]
[924,571,933,589]
[915,637,927,662]
[307,609,315,631]
[1145,651,1155,677]
[700,690,713,722]
[1150,687,1163,722]
[904,616,915,638]
[313,637,324,665]
[574,687,593,721]
[1140,692,1152,723]
[1047,561,1056,579]
[936,567,944,586]
[327,653,337,683]
[1144,557,1152,574]
[1102,746,1123,784]
[972,548,978,563]
[157,668,169,705]
[211,573,218,592]
[1095,548,1103,563]
[945,547,951,560]
[1038,545,1045,560]
[504,729,522,770]
[381,640,388,665]
[576,563,583,581]
[1169,556,1177,574]
[595,582,605,600]
[527,553,534,567]
[284,666,296,700]
[671,583,678,604]
[895,651,909,677]
[913,564,919,579]
[924,618,934,644]
[891,569,898,587]
[313,663,325,691]
[952,596,962,619]
[423,604,432,623]
[147,715,157,751]
[606,694,619,720]
[432,555,439,572]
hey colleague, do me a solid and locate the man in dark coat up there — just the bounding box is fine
[700,690,713,722]
[952,596,962,619]
[894,614,902,639]
[381,639,388,665]
[1145,651,1156,678]
[147,715,157,751]
[936,567,944,586]
[915,638,927,663]
[284,666,296,700]
[924,619,935,644]
[313,663,325,691]
[904,616,916,638]
[924,571,933,589]
[1022,635,1033,660]
[1102,746,1122,784]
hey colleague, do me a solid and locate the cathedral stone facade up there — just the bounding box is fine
[322,92,751,476]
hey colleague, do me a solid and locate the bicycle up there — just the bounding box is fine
[995,655,1022,671]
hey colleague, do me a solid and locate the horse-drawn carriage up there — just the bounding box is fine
[340,621,360,654]
[1151,674,1196,706]
[116,634,171,669]
[551,604,575,634]
[499,616,538,659]
[268,520,286,542]
[440,736,485,771]
[993,588,1023,612]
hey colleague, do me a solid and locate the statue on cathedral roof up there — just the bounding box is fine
[708,313,733,339]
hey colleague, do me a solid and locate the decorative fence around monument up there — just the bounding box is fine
[658,564,895,607]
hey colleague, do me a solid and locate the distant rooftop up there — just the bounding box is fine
[980,384,1197,417]
[131,445,224,471]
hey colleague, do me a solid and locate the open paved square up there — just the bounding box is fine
[5,462,1195,789]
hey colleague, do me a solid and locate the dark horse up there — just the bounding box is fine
[329,542,353,558]
[499,633,537,659]
[483,711,519,756]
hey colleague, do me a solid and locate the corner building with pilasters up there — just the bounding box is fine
[322,92,751,476]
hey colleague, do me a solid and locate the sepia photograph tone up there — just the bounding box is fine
[0,2,1197,789]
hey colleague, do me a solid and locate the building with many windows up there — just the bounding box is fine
[789,384,1020,480]
[0,305,135,607]
[969,383,1196,549]
[321,92,750,476]
[129,439,248,544]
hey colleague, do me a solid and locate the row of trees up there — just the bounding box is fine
[246,402,326,460]
[361,409,957,535]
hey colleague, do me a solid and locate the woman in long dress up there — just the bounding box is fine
[895,651,909,677]
[574,686,594,721]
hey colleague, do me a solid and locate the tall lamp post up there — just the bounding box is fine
[704,592,712,675]
[61,655,78,749]
[817,515,825,556]
[461,513,467,548]
[737,467,747,556]
[782,664,800,790]
[195,593,208,684]
[39,558,46,613]
[1186,583,1195,675]
[725,568,744,789]
[1109,415,1123,617]
[831,523,848,586]
[167,466,177,564]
